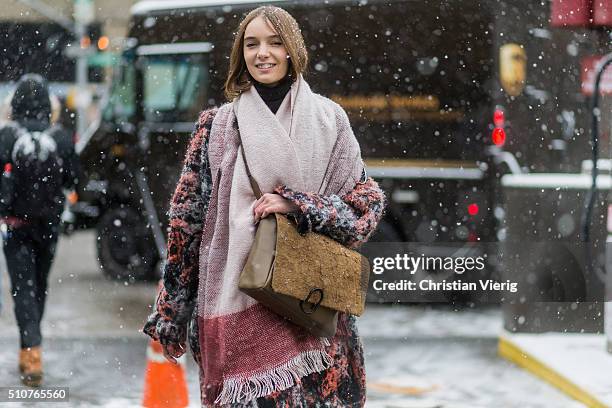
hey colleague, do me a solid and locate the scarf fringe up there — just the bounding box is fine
[214,348,333,405]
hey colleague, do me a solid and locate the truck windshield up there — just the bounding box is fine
[142,54,208,123]
[103,60,136,124]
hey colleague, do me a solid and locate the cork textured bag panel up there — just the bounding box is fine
[271,214,369,315]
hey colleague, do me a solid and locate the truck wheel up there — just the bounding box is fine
[96,206,159,281]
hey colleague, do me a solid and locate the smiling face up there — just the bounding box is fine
[225,6,308,100]
[243,16,289,87]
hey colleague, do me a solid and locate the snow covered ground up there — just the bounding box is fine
[361,305,585,407]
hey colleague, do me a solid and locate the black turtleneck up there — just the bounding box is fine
[253,74,292,114]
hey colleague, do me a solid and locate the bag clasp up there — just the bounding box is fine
[300,288,324,314]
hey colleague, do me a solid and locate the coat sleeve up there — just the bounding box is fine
[0,125,16,165]
[274,169,387,249]
[142,109,216,345]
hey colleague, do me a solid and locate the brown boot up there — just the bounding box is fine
[19,347,42,387]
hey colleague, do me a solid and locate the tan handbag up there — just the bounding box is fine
[236,138,370,338]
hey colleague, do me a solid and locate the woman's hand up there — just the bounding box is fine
[161,342,186,364]
[253,193,299,223]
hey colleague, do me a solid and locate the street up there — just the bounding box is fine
[0,230,582,407]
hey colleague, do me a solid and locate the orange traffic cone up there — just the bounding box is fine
[142,340,189,408]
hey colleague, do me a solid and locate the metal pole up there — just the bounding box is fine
[72,0,94,140]
[15,0,89,138]
[593,52,612,353]
[74,21,88,139]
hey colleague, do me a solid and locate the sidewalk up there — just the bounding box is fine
[499,332,612,408]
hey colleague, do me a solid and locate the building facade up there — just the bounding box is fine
[4,0,138,40]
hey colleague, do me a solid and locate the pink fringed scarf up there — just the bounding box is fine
[197,76,363,406]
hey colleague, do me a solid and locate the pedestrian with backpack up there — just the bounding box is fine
[0,74,79,387]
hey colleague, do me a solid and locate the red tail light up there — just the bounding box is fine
[493,109,505,127]
[492,127,506,146]
[468,203,480,216]
[492,107,506,146]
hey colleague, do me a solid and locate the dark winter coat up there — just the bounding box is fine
[0,74,79,224]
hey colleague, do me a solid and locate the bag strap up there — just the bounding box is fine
[234,119,263,199]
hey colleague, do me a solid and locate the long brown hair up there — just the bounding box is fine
[224,6,308,101]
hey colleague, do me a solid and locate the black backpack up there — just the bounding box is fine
[7,125,65,220]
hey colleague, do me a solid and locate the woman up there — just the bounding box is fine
[144,6,386,407]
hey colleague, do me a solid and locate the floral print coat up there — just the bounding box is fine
[143,109,386,407]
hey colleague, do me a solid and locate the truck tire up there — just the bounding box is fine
[96,206,159,281]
